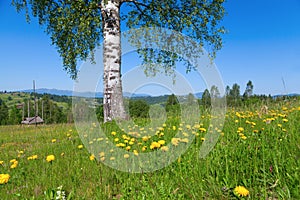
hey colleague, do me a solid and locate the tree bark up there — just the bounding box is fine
[101,0,127,122]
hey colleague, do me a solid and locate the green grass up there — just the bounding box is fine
[0,101,299,199]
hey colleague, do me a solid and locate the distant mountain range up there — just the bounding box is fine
[18,88,160,98]
[17,88,299,98]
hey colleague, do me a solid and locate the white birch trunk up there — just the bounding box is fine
[101,0,127,122]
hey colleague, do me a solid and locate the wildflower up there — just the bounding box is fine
[110,157,115,161]
[282,118,288,123]
[46,155,55,163]
[124,154,130,159]
[77,145,83,149]
[172,126,176,130]
[0,174,10,184]
[142,146,147,151]
[180,138,189,143]
[114,138,119,142]
[51,139,56,143]
[10,160,18,169]
[18,150,24,154]
[142,136,149,142]
[237,127,244,133]
[158,140,166,145]
[0,161,4,165]
[27,155,38,160]
[133,150,139,156]
[234,186,249,197]
[125,146,131,151]
[150,142,161,150]
[116,143,125,147]
[100,157,105,162]
[99,152,105,157]
[241,135,247,140]
[199,127,206,132]
[89,154,95,161]
[111,131,117,136]
[171,138,180,146]
[61,153,65,157]
[161,146,169,152]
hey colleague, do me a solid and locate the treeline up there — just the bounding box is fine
[1,82,299,125]
[200,80,299,108]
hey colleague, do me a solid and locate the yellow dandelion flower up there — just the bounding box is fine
[10,159,17,163]
[51,139,56,143]
[100,157,105,162]
[142,146,147,151]
[99,152,105,157]
[10,161,18,169]
[237,127,244,133]
[0,174,10,185]
[110,157,115,161]
[161,146,169,152]
[171,138,180,146]
[116,143,126,147]
[172,126,176,130]
[125,146,131,151]
[158,140,166,145]
[201,137,205,141]
[142,136,149,142]
[111,131,117,136]
[133,150,139,156]
[124,154,130,159]
[89,154,95,161]
[114,138,119,142]
[234,186,249,197]
[0,161,4,165]
[282,118,288,123]
[199,127,206,132]
[241,135,247,140]
[180,138,189,143]
[18,150,24,154]
[77,145,83,149]
[150,142,161,150]
[46,155,55,163]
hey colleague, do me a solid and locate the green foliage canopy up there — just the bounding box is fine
[12,0,226,79]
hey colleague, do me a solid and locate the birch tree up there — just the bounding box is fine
[12,0,226,122]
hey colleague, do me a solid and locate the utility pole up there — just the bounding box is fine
[33,80,37,126]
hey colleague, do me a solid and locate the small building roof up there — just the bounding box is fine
[21,116,44,125]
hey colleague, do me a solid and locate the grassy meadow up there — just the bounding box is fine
[0,100,300,199]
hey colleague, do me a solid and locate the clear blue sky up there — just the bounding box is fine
[1,0,300,95]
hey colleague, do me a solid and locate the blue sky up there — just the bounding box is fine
[0,0,300,95]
